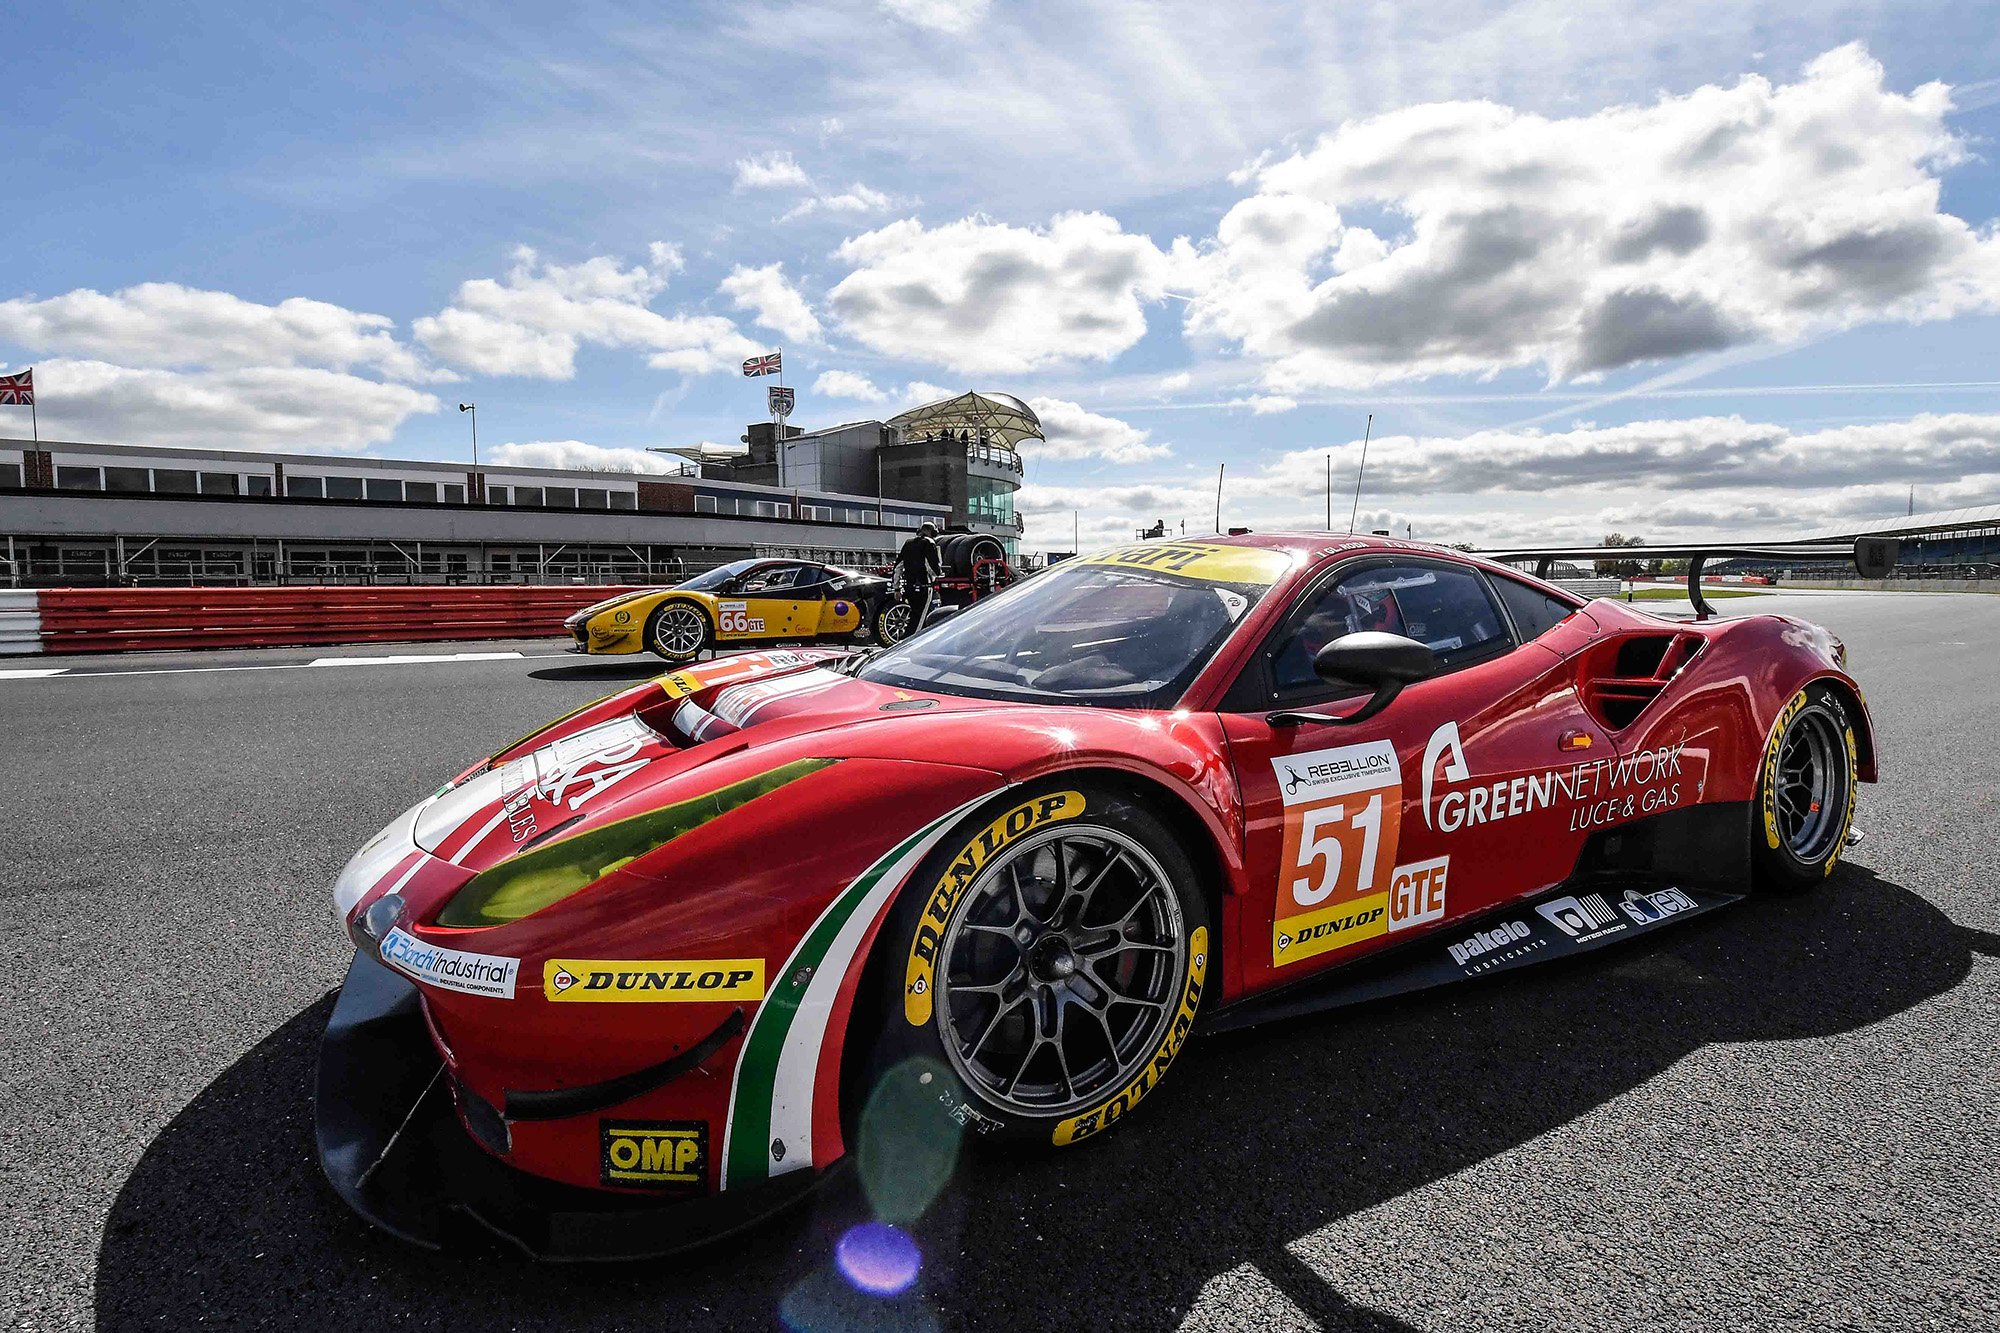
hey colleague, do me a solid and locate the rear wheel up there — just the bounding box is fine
[1753,684,1857,890]
[875,601,914,645]
[645,600,711,662]
[861,780,1211,1148]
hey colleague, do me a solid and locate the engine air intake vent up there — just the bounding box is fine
[1582,633,1703,732]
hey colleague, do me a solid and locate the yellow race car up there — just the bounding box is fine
[563,558,909,661]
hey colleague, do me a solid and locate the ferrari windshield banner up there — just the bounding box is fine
[1270,739,1404,967]
[1080,542,1294,586]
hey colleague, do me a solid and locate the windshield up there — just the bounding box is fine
[857,543,1293,708]
[677,559,764,593]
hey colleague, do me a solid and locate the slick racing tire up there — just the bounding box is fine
[645,600,712,663]
[861,779,1212,1149]
[875,600,914,646]
[1752,683,1858,892]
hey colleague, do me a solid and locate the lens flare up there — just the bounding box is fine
[835,1221,921,1296]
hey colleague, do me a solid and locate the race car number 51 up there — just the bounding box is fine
[1270,740,1404,966]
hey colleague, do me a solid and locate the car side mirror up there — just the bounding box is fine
[1269,631,1437,728]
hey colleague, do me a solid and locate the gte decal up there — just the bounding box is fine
[1270,739,1402,967]
[1536,893,1627,944]
[904,792,1086,1025]
[544,959,765,1002]
[600,1119,707,1189]
[1388,856,1449,931]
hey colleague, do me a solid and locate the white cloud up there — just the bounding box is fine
[1023,396,1172,463]
[1247,394,1297,415]
[487,440,682,474]
[780,182,894,223]
[1157,371,1192,392]
[879,0,989,35]
[1185,44,2000,388]
[814,370,888,401]
[0,282,438,381]
[414,246,760,379]
[900,380,955,406]
[732,150,812,190]
[25,358,439,449]
[718,262,822,343]
[829,213,1179,373]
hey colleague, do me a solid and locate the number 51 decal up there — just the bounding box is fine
[1270,740,1403,967]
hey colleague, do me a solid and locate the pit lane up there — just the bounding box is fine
[2,593,1995,1333]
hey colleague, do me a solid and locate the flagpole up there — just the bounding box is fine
[28,367,35,443]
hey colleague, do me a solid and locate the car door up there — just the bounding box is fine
[1218,555,1618,998]
[729,562,808,639]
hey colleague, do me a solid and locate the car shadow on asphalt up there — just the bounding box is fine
[95,866,1997,1333]
[527,661,668,683]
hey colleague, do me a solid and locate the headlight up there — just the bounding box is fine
[434,758,836,927]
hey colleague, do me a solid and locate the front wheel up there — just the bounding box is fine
[1753,684,1858,890]
[645,600,711,662]
[861,780,1211,1149]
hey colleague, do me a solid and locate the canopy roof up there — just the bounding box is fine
[654,442,748,465]
[887,391,1044,449]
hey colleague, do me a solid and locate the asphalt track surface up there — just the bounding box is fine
[2,593,1996,1333]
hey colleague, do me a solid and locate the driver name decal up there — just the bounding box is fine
[904,791,1086,1026]
[1271,739,1402,967]
[1080,542,1294,586]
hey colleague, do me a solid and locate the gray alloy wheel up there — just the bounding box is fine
[648,602,710,661]
[876,602,914,645]
[1771,705,1850,865]
[931,824,1187,1118]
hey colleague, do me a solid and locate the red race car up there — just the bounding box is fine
[319,532,1886,1258]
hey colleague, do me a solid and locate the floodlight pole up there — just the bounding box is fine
[458,403,478,467]
[1348,413,1373,534]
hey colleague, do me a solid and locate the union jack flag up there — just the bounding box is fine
[0,368,29,406]
[742,352,782,378]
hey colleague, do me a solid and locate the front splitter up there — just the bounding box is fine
[313,950,836,1261]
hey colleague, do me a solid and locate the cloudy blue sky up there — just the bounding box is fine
[6,0,2000,550]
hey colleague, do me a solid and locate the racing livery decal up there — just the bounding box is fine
[904,791,1086,1026]
[600,1120,708,1189]
[1388,855,1449,932]
[1271,739,1402,967]
[380,927,520,999]
[545,959,765,1002]
[1081,541,1294,586]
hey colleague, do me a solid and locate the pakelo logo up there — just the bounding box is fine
[380,927,520,999]
[1536,893,1626,944]
[1053,928,1207,1146]
[1617,887,1697,925]
[543,959,765,1002]
[600,1119,707,1189]
[904,792,1085,1025]
[1445,919,1542,973]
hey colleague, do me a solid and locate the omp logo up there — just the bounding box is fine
[543,959,765,1002]
[903,791,1086,1026]
[600,1119,707,1188]
[1420,721,1470,828]
[1536,893,1626,943]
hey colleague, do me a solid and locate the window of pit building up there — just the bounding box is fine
[106,466,151,493]
[325,476,364,500]
[752,500,791,518]
[516,486,544,506]
[58,466,103,490]
[610,491,635,510]
[365,478,403,502]
[546,486,578,508]
[288,475,324,498]
[442,483,465,504]
[405,480,438,503]
[154,469,199,494]
[578,487,609,509]
[695,494,718,513]
[200,472,239,496]
[486,484,509,505]
[245,475,272,497]
[0,462,19,488]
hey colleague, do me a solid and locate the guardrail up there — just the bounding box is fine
[0,584,650,656]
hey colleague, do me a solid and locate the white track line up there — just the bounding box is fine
[0,668,68,679]
[2,652,574,681]
[307,651,526,667]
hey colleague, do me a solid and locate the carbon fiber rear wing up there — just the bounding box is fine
[1474,537,1899,620]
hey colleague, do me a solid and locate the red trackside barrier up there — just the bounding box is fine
[35,585,656,655]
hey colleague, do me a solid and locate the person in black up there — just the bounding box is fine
[896,522,942,636]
